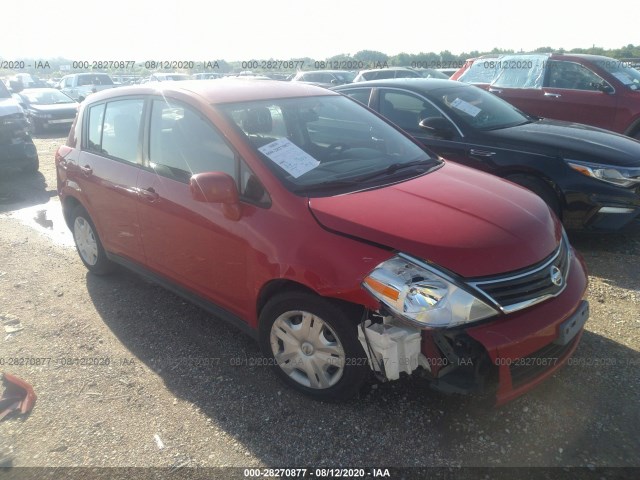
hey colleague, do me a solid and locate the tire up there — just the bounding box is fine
[21,157,39,173]
[71,205,115,275]
[507,174,561,218]
[258,292,369,401]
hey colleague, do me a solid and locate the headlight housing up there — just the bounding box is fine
[566,159,640,188]
[363,255,498,329]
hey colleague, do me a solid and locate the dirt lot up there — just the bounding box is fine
[0,135,639,478]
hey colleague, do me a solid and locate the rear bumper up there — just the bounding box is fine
[422,249,589,405]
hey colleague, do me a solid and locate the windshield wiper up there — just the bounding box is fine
[352,158,438,182]
[292,158,439,194]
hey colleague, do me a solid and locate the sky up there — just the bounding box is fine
[2,0,636,62]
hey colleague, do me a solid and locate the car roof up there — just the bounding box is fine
[84,79,338,105]
[334,77,469,93]
[357,67,415,74]
[299,70,350,75]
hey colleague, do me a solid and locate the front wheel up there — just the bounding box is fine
[259,292,369,401]
[507,174,561,219]
[71,205,115,275]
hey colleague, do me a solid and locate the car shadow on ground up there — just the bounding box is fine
[0,169,56,213]
[85,267,640,468]
[30,130,70,140]
[569,231,640,291]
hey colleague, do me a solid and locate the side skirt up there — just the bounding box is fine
[106,252,258,340]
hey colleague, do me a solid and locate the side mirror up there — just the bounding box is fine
[591,82,614,94]
[190,172,241,220]
[419,117,455,139]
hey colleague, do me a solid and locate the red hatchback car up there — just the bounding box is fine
[452,53,640,139]
[55,80,589,404]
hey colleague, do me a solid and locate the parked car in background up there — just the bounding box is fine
[148,73,190,82]
[436,68,458,78]
[13,88,79,134]
[334,78,640,232]
[410,68,449,79]
[56,80,588,405]
[56,73,115,102]
[451,53,640,139]
[262,72,290,81]
[290,70,355,88]
[0,80,38,172]
[7,73,48,91]
[353,67,422,82]
[192,73,223,80]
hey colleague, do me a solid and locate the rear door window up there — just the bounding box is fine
[543,60,607,91]
[85,99,144,163]
[342,88,373,106]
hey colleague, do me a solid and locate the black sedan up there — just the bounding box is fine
[13,88,78,134]
[333,78,640,232]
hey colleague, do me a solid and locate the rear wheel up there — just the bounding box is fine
[259,292,369,401]
[507,174,561,218]
[71,205,115,275]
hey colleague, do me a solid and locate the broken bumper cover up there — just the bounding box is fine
[421,251,589,405]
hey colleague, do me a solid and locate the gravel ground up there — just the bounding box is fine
[0,135,639,477]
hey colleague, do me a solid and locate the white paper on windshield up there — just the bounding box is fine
[612,72,632,85]
[258,138,320,178]
[450,97,481,117]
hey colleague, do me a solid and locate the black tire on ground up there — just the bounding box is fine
[258,291,369,401]
[21,157,39,173]
[506,174,562,218]
[70,205,116,275]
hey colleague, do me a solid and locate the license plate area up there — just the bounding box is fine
[554,300,589,346]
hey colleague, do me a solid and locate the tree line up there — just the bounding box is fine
[2,44,639,78]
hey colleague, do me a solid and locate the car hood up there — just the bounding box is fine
[29,103,78,113]
[484,119,640,167]
[308,162,561,278]
[0,97,23,117]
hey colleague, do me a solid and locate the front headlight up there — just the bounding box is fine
[363,255,498,329]
[32,111,52,119]
[566,159,640,188]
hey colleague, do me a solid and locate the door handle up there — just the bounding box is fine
[139,187,159,201]
[488,88,503,94]
[79,164,93,175]
[544,92,562,98]
[469,149,496,157]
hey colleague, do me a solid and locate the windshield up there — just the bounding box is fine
[335,71,356,83]
[433,86,530,130]
[219,95,438,194]
[595,59,640,91]
[457,59,498,84]
[22,89,75,105]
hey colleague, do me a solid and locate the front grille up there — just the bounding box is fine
[469,237,570,313]
[509,335,578,388]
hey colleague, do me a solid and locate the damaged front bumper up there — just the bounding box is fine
[360,251,589,405]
